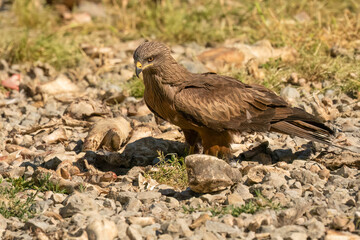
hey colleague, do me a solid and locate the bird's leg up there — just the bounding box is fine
[182,129,202,154]
[205,146,232,160]
[189,145,195,155]
[200,130,232,160]
[206,145,220,157]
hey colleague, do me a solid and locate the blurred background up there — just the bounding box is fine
[0,0,359,97]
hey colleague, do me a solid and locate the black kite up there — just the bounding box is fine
[133,41,335,158]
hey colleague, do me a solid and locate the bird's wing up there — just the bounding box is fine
[174,73,292,132]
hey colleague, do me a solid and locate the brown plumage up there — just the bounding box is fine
[133,41,335,158]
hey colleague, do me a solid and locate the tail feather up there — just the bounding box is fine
[270,120,359,153]
[270,121,333,145]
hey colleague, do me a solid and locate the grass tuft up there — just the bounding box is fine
[183,190,282,217]
[126,76,145,98]
[0,174,67,220]
[1,29,83,70]
[12,0,58,28]
[146,151,188,190]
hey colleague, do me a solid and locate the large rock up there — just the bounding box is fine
[60,193,98,218]
[185,154,241,193]
[82,117,131,151]
[37,74,80,95]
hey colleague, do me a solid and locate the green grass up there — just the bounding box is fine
[146,151,188,190]
[0,0,359,94]
[0,174,67,220]
[126,75,145,98]
[12,0,59,28]
[183,190,282,217]
[0,187,37,220]
[2,29,83,70]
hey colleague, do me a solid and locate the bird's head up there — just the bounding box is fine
[133,41,171,78]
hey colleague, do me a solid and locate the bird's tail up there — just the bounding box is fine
[270,120,360,153]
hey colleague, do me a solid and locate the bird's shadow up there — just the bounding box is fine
[84,136,317,177]
[233,141,316,165]
[83,136,186,175]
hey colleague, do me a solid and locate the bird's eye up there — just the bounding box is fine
[147,57,154,62]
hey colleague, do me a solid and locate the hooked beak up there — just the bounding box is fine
[135,61,142,78]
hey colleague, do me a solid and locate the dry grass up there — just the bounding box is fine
[0,0,358,93]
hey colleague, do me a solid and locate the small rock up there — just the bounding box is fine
[25,217,52,232]
[232,183,254,200]
[197,47,245,71]
[165,197,180,209]
[332,216,355,231]
[6,167,25,179]
[185,154,241,193]
[222,214,234,226]
[291,169,321,185]
[280,85,300,105]
[177,218,193,237]
[0,214,7,233]
[108,191,136,205]
[262,172,287,189]
[318,168,330,179]
[203,232,219,240]
[37,74,80,95]
[334,165,356,178]
[189,213,211,230]
[128,217,155,227]
[247,213,273,232]
[270,225,307,240]
[137,191,161,204]
[179,59,209,73]
[127,224,143,240]
[125,199,142,212]
[141,223,161,238]
[200,193,226,204]
[29,200,51,214]
[341,121,357,132]
[86,218,118,240]
[50,193,66,204]
[272,192,288,206]
[304,218,325,239]
[288,72,299,85]
[60,193,98,218]
[325,230,360,240]
[226,193,245,207]
[42,127,68,144]
[205,220,238,234]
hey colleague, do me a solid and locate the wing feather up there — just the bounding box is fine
[174,74,289,132]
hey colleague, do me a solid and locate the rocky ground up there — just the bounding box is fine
[0,39,360,240]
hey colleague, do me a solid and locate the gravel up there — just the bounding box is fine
[0,41,359,240]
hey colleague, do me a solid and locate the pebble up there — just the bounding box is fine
[128,217,155,227]
[127,224,143,240]
[226,193,245,206]
[280,85,301,105]
[60,193,99,218]
[86,218,118,240]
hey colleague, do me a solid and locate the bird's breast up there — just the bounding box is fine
[142,73,195,129]
[143,80,176,122]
